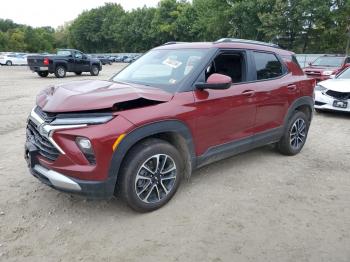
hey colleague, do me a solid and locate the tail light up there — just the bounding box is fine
[43,58,49,65]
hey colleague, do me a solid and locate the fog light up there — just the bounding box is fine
[76,137,96,164]
[77,137,91,149]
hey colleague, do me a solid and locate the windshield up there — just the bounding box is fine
[57,50,72,56]
[112,49,209,92]
[311,56,344,67]
[336,67,350,79]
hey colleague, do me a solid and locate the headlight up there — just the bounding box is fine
[51,115,113,125]
[315,85,327,92]
[322,70,334,76]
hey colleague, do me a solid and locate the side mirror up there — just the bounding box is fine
[308,62,312,66]
[196,73,232,90]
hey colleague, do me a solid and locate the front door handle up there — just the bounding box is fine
[287,84,297,91]
[241,90,255,97]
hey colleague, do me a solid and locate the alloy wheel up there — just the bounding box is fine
[290,118,306,149]
[135,154,177,204]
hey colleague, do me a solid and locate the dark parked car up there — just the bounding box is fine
[113,56,124,62]
[96,55,112,65]
[123,57,133,63]
[25,39,315,212]
[27,49,102,78]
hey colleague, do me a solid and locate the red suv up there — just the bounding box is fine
[303,54,350,82]
[25,39,315,212]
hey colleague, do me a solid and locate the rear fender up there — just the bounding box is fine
[284,96,314,128]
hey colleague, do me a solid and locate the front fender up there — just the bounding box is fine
[107,120,196,181]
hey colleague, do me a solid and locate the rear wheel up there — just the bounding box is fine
[118,138,183,212]
[37,71,49,77]
[277,111,310,156]
[75,71,82,75]
[90,65,99,76]
[54,65,66,78]
[6,60,12,66]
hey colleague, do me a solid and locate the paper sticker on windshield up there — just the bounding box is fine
[162,57,182,69]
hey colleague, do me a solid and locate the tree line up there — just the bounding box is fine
[1,0,349,54]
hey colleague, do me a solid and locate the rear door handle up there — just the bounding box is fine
[287,84,297,91]
[241,90,255,97]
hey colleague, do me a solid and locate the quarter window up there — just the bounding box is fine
[253,52,283,80]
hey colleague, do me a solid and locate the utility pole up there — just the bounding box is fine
[346,23,350,56]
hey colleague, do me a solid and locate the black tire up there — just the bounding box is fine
[37,71,49,77]
[90,65,99,76]
[277,111,310,156]
[117,138,183,212]
[75,71,82,75]
[54,65,66,78]
[6,60,12,66]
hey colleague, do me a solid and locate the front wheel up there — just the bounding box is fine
[277,111,310,156]
[117,138,183,212]
[90,65,99,76]
[37,71,49,77]
[6,60,12,66]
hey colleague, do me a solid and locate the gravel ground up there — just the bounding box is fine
[0,65,349,262]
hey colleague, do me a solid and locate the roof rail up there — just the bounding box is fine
[214,38,280,49]
[162,41,188,46]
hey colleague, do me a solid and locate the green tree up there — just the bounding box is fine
[1,1,350,54]
[192,0,232,41]
[7,28,27,51]
[69,3,125,52]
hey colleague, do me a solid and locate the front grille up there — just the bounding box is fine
[326,90,350,100]
[26,120,60,161]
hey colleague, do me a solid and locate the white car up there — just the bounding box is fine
[314,67,350,112]
[0,54,28,66]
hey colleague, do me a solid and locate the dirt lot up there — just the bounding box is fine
[0,64,349,262]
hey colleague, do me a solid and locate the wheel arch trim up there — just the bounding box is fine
[107,120,196,182]
[284,96,314,128]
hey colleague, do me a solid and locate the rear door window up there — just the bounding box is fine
[253,52,283,80]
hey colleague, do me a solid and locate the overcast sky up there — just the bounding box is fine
[2,0,161,28]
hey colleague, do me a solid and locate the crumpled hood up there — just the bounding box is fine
[318,79,350,93]
[37,80,173,112]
